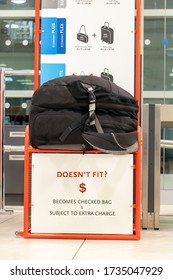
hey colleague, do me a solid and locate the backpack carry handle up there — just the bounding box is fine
[79,25,87,34]
[104,68,109,74]
[104,22,109,28]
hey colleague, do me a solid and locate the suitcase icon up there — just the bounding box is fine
[77,25,89,43]
[101,22,114,44]
[101,68,114,82]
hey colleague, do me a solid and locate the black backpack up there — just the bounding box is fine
[29,75,138,154]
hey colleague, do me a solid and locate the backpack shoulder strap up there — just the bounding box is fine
[81,82,103,133]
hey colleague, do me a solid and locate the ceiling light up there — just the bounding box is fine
[5,24,19,28]
[11,0,26,4]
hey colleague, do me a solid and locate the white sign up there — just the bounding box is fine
[31,153,133,235]
[40,0,135,95]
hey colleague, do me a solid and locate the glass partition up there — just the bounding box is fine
[144,18,164,91]
[0,0,35,10]
[0,18,34,90]
[144,0,173,9]
[0,19,34,52]
[144,18,173,92]
[144,0,164,9]
[5,96,31,126]
[143,2,173,192]
[166,0,173,8]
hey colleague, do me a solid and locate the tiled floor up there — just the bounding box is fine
[0,207,173,260]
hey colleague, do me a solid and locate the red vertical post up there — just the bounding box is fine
[135,0,141,239]
[136,0,141,110]
[34,0,41,91]
[23,126,30,236]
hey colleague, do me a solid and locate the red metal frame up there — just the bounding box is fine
[34,0,40,91]
[17,0,141,240]
[134,0,141,240]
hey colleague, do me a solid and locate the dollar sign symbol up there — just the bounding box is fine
[79,182,86,193]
